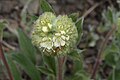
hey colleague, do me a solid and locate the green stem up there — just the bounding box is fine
[112,66,115,80]
[57,56,66,80]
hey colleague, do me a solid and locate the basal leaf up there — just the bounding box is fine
[38,66,54,76]
[43,55,56,76]
[17,29,36,63]
[12,53,41,80]
[40,0,54,13]
[72,71,90,80]
[6,55,22,80]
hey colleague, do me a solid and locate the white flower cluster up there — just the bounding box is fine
[31,12,78,56]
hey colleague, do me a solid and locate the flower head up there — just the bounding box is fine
[31,12,78,56]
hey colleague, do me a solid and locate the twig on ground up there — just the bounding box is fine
[2,41,16,50]
[83,0,107,18]
[91,25,116,80]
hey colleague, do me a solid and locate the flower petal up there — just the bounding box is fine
[60,39,65,46]
[42,26,48,32]
[54,38,60,47]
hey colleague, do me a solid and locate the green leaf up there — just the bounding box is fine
[116,58,120,70]
[30,15,38,21]
[6,55,22,80]
[109,43,119,53]
[105,52,119,67]
[0,22,5,30]
[115,32,120,48]
[40,0,54,13]
[108,69,120,80]
[17,29,36,63]
[75,17,84,42]
[12,53,41,80]
[106,8,114,23]
[69,12,79,22]
[73,60,83,73]
[103,43,119,60]
[38,66,54,76]
[102,7,116,24]
[68,49,84,76]
[0,21,6,40]
[76,71,90,80]
[47,76,55,80]
[27,15,38,26]
[72,71,90,80]
[68,49,83,61]
[21,0,32,24]
[43,55,56,76]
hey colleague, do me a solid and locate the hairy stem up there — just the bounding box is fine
[57,56,66,80]
[0,41,13,80]
[91,25,116,80]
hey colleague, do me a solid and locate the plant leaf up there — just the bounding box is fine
[68,49,83,61]
[73,60,83,73]
[102,7,116,24]
[17,29,36,63]
[0,20,6,40]
[43,55,56,76]
[68,49,84,75]
[108,69,120,80]
[12,53,41,80]
[30,15,38,21]
[74,71,90,80]
[67,71,89,80]
[38,66,54,76]
[21,0,32,24]
[6,55,22,80]
[106,7,114,23]
[40,0,55,13]
[75,17,84,42]
[69,12,79,22]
